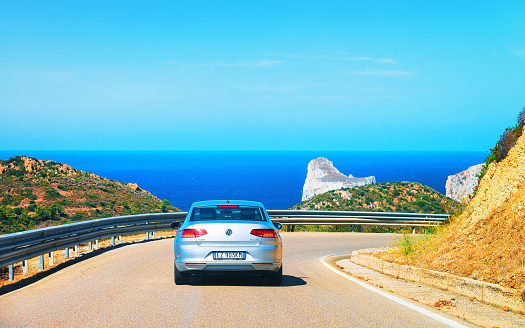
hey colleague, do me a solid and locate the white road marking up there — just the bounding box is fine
[319,255,470,328]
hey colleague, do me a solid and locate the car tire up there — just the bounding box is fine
[268,266,283,286]
[174,263,189,285]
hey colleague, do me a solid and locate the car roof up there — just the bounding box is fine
[191,200,264,207]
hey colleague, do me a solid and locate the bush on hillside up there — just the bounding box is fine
[518,107,525,126]
[476,107,525,189]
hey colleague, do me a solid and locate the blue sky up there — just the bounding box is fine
[1,1,524,151]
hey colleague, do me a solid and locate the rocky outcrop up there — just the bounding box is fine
[21,156,45,173]
[302,157,375,201]
[0,156,74,175]
[126,182,142,192]
[445,163,484,203]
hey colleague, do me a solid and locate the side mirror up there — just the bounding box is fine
[273,222,282,230]
[169,222,180,229]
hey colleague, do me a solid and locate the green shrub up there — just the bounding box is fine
[57,184,68,191]
[399,233,414,255]
[44,188,62,199]
[0,195,13,206]
[5,169,24,177]
[86,193,99,200]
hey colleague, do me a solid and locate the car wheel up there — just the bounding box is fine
[174,263,189,285]
[268,266,283,286]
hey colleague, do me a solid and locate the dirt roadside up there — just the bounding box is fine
[328,255,525,328]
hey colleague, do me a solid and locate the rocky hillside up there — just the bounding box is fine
[379,109,525,290]
[302,157,375,201]
[292,181,461,214]
[0,156,179,234]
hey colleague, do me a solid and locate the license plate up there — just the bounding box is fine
[213,251,246,260]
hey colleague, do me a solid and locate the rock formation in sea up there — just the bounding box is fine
[445,163,484,203]
[301,157,376,201]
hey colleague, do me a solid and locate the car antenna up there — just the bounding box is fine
[226,200,230,203]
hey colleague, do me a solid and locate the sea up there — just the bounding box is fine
[0,151,487,211]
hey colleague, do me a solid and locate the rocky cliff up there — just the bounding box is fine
[445,163,484,203]
[302,157,375,201]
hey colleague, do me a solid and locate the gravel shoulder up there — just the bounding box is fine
[334,257,525,328]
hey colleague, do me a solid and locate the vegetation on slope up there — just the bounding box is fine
[0,156,179,234]
[475,107,525,194]
[292,181,460,213]
[290,182,462,232]
[379,107,525,290]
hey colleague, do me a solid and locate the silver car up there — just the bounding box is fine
[171,200,283,285]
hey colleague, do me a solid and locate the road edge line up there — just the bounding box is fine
[319,255,469,328]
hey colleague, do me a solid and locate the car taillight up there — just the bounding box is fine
[180,229,208,238]
[250,229,278,238]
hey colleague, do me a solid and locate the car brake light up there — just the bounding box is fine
[218,205,238,208]
[250,229,277,238]
[180,228,208,238]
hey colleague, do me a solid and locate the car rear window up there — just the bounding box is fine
[190,206,266,222]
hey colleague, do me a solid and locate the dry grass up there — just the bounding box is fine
[377,132,525,291]
[0,230,177,288]
[378,205,525,290]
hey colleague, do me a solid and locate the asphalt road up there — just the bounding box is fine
[0,232,471,327]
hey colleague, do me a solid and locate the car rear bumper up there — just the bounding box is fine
[175,244,282,273]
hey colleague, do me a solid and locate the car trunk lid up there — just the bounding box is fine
[189,221,268,247]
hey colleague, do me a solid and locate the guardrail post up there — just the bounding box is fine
[73,245,78,257]
[152,232,155,239]
[22,260,28,275]
[65,247,69,258]
[146,232,150,240]
[95,239,99,249]
[118,236,122,244]
[9,265,14,281]
[412,227,416,234]
[49,252,54,266]
[351,225,354,233]
[89,241,93,250]
[357,225,362,233]
[111,236,115,246]
[40,255,44,271]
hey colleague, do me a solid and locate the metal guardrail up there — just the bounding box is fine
[0,212,187,268]
[0,210,448,280]
[267,210,449,226]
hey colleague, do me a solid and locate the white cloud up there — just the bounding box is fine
[263,53,396,63]
[516,50,525,57]
[335,57,396,64]
[218,60,283,67]
[167,60,282,67]
[336,56,374,61]
[344,86,390,91]
[377,58,396,64]
[39,71,74,77]
[264,53,336,60]
[251,86,293,91]
[346,70,415,76]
